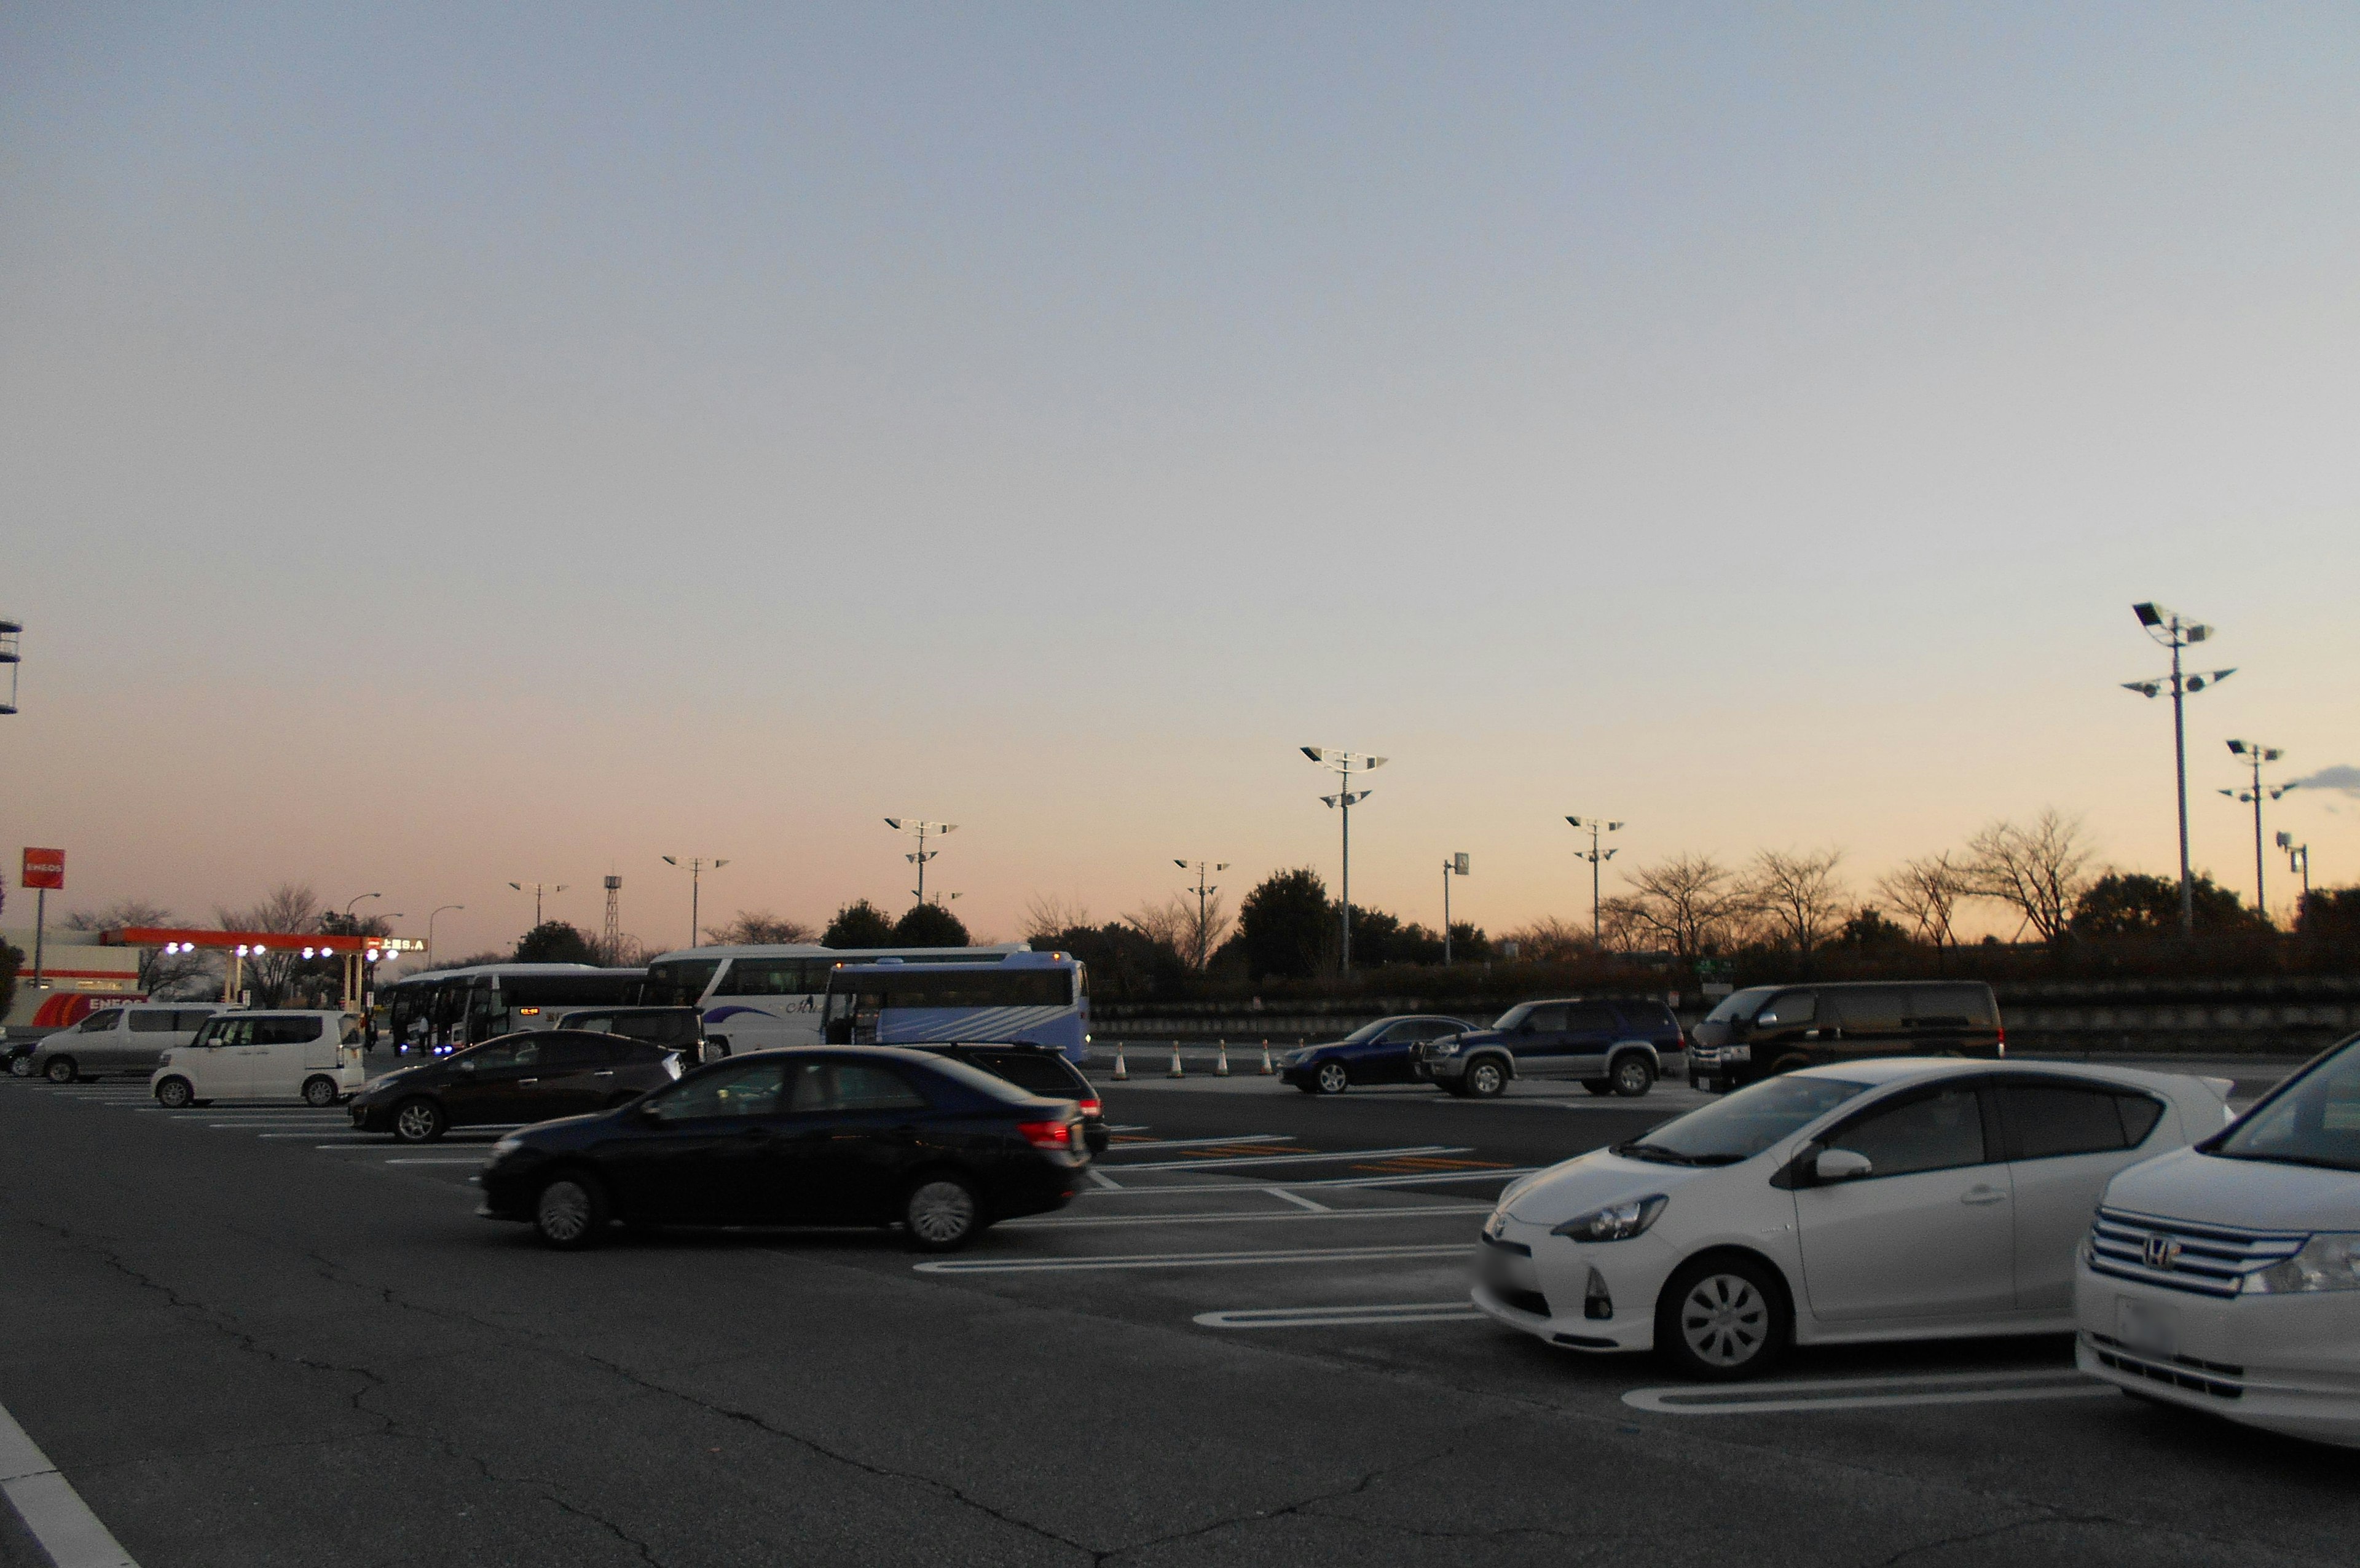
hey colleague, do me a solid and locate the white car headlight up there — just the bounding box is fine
[1428,1040,1461,1057]
[1551,1194,1669,1242]
[489,1136,524,1158]
[2244,1233,2360,1295]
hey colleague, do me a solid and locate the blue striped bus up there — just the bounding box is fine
[820,951,1088,1062]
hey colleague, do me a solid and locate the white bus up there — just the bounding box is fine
[642,943,1029,1056]
[821,952,1089,1062]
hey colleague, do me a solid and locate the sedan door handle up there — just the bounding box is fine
[1961,1186,2008,1205]
[518,1077,538,1085]
[592,1070,615,1078]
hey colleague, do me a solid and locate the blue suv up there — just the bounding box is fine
[1412,997,1684,1099]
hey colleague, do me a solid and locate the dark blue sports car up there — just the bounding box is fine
[1279,1015,1477,1095]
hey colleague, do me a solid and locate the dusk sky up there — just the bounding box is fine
[5,3,2358,962]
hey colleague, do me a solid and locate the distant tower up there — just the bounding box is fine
[602,875,623,959]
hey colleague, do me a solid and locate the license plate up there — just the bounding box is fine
[2116,1296,2178,1358]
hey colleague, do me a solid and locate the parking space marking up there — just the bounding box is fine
[1085,1168,1124,1190]
[1099,1145,1469,1172]
[1104,1133,1294,1151]
[1,1395,143,1568]
[915,1242,1470,1274]
[1621,1369,2107,1416]
[1267,1188,1330,1212]
[381,1157,489,1166]
[1195,1302,1487,1329]
[1003,1204,1490,1231]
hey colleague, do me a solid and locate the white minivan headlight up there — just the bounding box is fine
[2245,1233,2360,1295]
[1551,1194,1669,1242]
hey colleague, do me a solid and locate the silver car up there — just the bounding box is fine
[28,1003,224,1083]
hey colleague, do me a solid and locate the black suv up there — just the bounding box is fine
[902,1043,1108,1153]
[1686,980,2003,1092]
[555,1006,713,1062]
[1413,998,1685,1099]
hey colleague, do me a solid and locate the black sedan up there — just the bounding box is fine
[351,1030,683,1143]
[474,1046,1088,1251]
[1279,1015,1476,1094]
[903,1041,1109,1153]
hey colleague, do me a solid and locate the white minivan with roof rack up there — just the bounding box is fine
[2077,1032,2360,1447]
[151,1011,367,1108]
[28,1002,224,1083]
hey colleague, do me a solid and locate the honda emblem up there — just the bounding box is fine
[2143,1234,2181,1271]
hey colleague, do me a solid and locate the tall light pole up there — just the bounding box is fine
[426,904,463,966]
[1441,853,1469,965]
[343,892,382,920]
[1173,860,1229,969]
[1302,747,1386,973]
[2220,741,2294,925]
[2276,832,2312,911]
[2124,603,2236,938]
[508,881,567,927]
[661,857,727,947]
[884,820,956,906]
[1565,817,1623,947]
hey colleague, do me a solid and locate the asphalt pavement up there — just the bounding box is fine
[3,1060,2356,1567]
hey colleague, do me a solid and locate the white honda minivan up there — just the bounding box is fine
[2077,1033,2360,1448]
[151,1011,367,1108]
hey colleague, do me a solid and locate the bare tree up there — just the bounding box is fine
[703,911,814,946]
[1964,810,2095,946]
[1183,889,1233,970]
[1876,853,1966,952]
[1122,895,1192,957]
[214,884,324,1007]
[1616,853,1747,959]
[1740,849,1849,964]
[65,898,219,995]
[1023,894,1092,942]
[1499,914,1590,964]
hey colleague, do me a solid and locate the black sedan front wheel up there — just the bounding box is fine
[533,1173,610,1250]
[1313,1060,1350,1096]
[903,1173,984,1252]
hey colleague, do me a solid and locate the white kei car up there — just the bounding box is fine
[1475,1057,2231,1379]
[2077,1033,2360,1448]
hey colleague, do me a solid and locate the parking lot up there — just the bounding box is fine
[4,1058,2357,1568]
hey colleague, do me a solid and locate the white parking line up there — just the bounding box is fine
[1004,1204,1490,1231]
[915,1242,1471,1274]
[1098,1145,1468,1172]
[1621,1369,2108,1416]
[1266,1188,1330,1213]
[382,1158,489,1166]
[0,1395,141,1567]
[1074,1166,1535,1196]
[1100,1134,1294,1152]
[1195,1302,1487,1329]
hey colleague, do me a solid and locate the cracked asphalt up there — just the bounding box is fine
[4,1070,2357,1567]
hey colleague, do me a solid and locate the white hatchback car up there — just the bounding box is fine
[1476,1058,2230,1379]
[2077,1034,2360,1447]
[151,1010,367,1108]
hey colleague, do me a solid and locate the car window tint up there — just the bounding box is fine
[1998,1084,2126,1158]
[2116,1094,2165,1145]
[831,1064,929,1112]
[1825,1086,1986,1177]
[175,1009,216,1030]
[1904,986,1986,1029]
[128,1009,175,1033]
[1564,1002,1619,1032]
[540,1035,607,1070]
[970,1053,1078,1096]
[1831,989,1906,1032]
[661,1061,785,1118]
[253,1016,323,1046]
[1756,992,1816,1026]
[77,1010,119,1033]
[1523,1004,1568,1032]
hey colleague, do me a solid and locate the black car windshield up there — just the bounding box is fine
[1490,1003,1533,1031]
[2209,1037,2360,1172]
[1703,987,1779,1025]
[1618,1075,1873,1164]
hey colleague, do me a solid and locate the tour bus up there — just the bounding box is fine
[642,943,1029,1056]
[384,964,647,1054]
[822,951,1090,1062]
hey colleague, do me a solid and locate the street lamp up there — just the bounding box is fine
[2220,740,2295,924]
[2123,602,2236,938]
[507,882,568,927]
[2276,831,2312,909]
[425,904,463,966]
[1441,853,1469,965]
[1174,860,1230,969]
[1565,817,1623,947]
[343,892,382,919]
[1302,747,1386,973]
[884,820,956,906]
[661,858,727,948]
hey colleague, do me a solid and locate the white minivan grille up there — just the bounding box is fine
[2088,1207,2307,1298]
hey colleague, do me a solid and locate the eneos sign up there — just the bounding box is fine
[21,847,64,890]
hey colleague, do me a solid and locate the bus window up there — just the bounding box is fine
[645,958,722,1007]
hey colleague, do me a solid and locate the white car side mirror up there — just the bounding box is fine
[1814,1148,1873,1183]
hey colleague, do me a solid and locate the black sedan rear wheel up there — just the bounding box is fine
[903,1173,984,1252]
[392,1097,447,1144]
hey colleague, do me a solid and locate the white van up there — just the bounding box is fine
[151,1011,367,1108]
[29,1003,225,1083]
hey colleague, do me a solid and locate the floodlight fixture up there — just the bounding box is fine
[2120,602,2231,938]
[884,820,956,904]
[659,858,728,947]
[1301,747,1386,971]
[1566,817,1626,946]
[2219,741,2292,922]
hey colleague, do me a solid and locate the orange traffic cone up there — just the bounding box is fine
[1259,1039,1274,1075]
[1168,1040,1185,1078]
[1216,1039,1230,1076]
[1112,1043,1128,1081]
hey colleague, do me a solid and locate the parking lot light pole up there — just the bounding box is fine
[425,904,463,966]
[508,881,568,928]
[1442,853,1469,965]
[1302,748,1385,973]
[2124,603,2236,938]
[2220,741,2294,924]
[661,858,727,947]
[2276,832,2312,907]
[884,820,956,907]
[1565,817,1622,947]
[1174,860,1229,969]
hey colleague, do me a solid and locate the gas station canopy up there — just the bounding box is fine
[95,927,426,958]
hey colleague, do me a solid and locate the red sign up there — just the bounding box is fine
[21,847,64,890]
